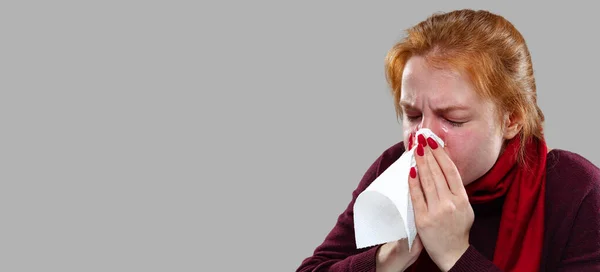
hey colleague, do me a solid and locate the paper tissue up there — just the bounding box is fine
[353,128,445,251]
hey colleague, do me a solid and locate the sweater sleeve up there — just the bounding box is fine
[448,246,503,272]
[557,185,600,271]
[296,154,385,272]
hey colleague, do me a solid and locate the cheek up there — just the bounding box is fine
[443,130,473,163]
[443,129,488,181]
[444,128,503,184]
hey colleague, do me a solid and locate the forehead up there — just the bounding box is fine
[400,55,480,105]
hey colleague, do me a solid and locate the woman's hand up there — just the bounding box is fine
[409,135,475,271]
[376,235,423,272]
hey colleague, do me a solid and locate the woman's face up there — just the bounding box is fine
[401,55,511,185]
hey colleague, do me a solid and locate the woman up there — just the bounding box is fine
[296,9,600,272]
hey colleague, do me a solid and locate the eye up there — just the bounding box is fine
[445,118,466,127]
[405,115,421,122]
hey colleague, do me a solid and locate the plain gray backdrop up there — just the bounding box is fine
[1,1,599,271]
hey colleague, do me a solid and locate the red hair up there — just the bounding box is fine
[385,9,545,165]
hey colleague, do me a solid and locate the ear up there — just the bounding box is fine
[502,112,521,140]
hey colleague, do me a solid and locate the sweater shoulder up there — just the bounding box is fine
[546,149,600,196]
[542,149,600,269]
[544,149,600,231]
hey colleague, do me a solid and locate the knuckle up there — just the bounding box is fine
[422,178,434,191]
[441,201,457,213]
[430,171,441,181]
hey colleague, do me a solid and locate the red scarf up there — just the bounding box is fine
[408,136,547,271]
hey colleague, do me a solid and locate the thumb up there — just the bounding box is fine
[411,235,423,253]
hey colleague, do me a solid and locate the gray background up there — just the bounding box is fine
[1,1,598,271]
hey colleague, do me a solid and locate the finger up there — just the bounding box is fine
[426,136,467,196]
[415,142,439,206]
[423,138,453,199]
[408,165,428,214]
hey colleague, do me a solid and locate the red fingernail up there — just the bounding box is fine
[408,134,414,149]
[410,167,416,178]
[417,144,424,156]
[427,137,438,149]
[417,134,427,147]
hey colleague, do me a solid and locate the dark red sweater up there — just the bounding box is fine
[297,141,600,272]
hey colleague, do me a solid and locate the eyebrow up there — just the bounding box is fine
[400,101,471,114]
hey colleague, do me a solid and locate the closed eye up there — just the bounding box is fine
[445,118,466,127]
[406,115,421,122]
[406,115,466,127]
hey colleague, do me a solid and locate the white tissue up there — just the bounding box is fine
[353,128,445,251]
